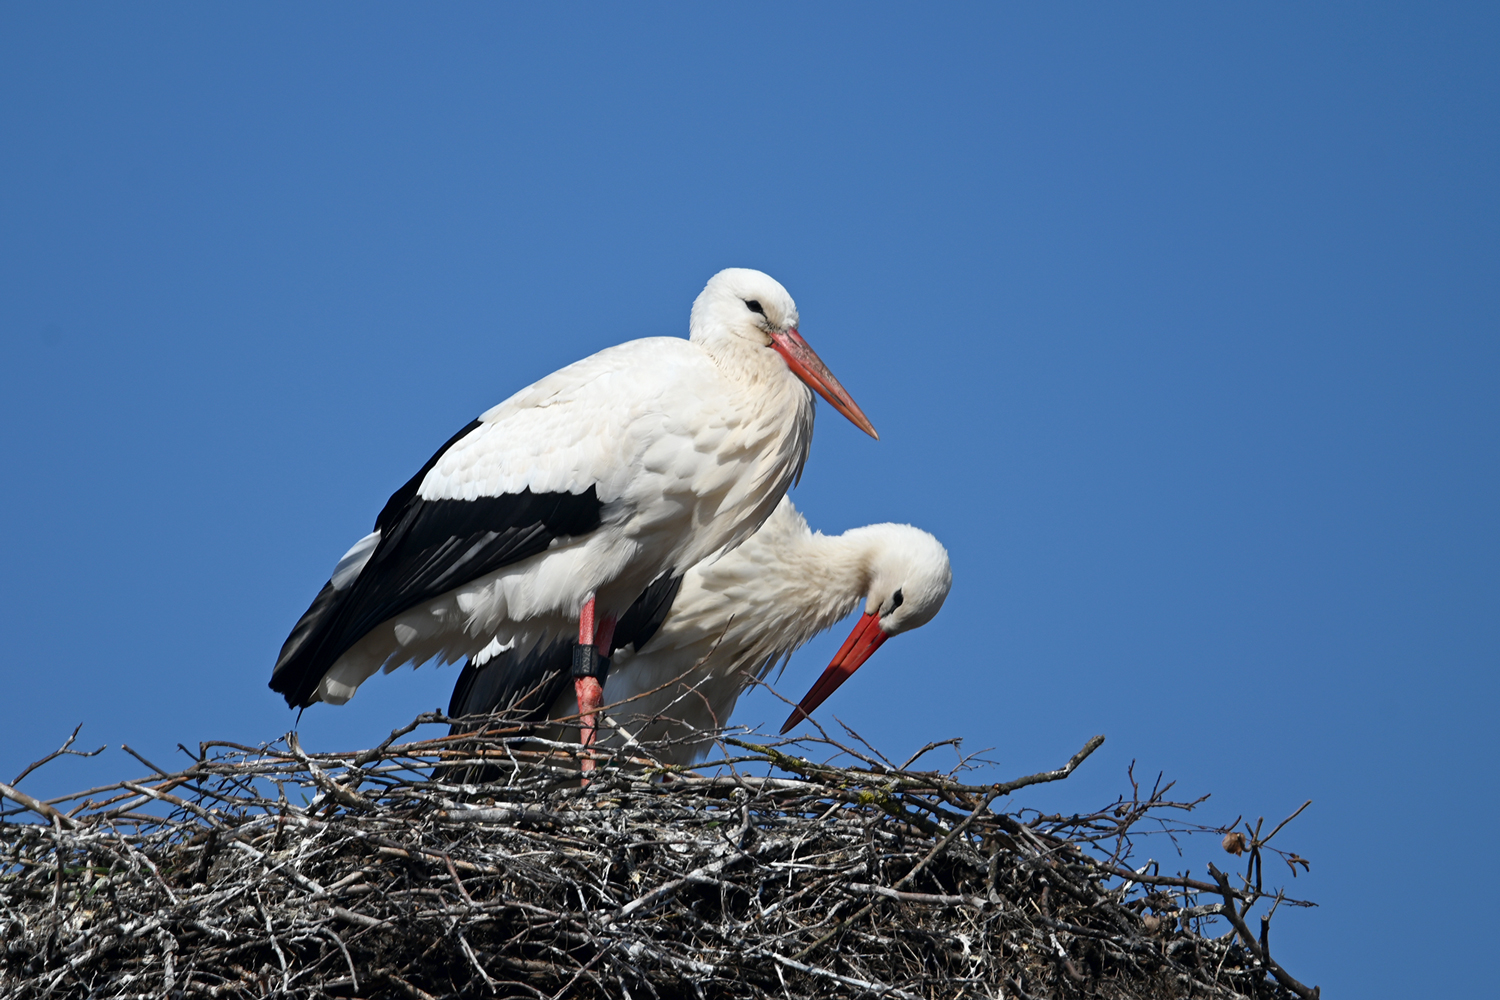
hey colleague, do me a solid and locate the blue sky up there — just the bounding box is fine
[2,5,1496,995]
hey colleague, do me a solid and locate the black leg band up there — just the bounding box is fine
[571,643,610,682]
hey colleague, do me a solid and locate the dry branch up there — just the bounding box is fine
[1,712,1317,999]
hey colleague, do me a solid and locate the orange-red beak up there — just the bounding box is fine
[770,328,879,440]
[780,611,889,733]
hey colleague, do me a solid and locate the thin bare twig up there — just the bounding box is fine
[10,724,105,786]
[0,713,1315,1000]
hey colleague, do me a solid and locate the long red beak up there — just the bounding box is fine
[770,328,879,440]
[780,611,889,733]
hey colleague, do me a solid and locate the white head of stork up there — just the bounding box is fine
[445,497,952,766]
[688,270,876,438]
[269,269,878,755]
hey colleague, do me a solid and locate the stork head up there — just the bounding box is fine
[691,267,800,342]
[691,268,879,439]
[780,525,952,733]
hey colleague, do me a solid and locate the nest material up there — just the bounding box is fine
[1,713,1319,999]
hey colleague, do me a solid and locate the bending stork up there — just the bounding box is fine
[446,497,951,766]
[269,269,878,763]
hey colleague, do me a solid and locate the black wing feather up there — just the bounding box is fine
[443,572,684,726]
[375,418,482,534]
[447,641,572,723]
[438,573,686,783]
[612,573,684,653]
[269,419,603,709]
[436,640,571,784]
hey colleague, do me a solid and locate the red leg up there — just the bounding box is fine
[578,595,596,646]
[573,597,617,776]
[595,614,617,655]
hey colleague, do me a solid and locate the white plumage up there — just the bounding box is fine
[271,268,877,715]
[452,497,952,766]
[321,337,807,701]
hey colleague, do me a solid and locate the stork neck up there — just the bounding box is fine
[785,527,884,628]
[694,330,801,395]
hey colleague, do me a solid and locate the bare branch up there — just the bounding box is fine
[0,714,1315,1000]
[10,724,104,785]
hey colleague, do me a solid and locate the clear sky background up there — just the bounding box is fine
[3,5,1496,995]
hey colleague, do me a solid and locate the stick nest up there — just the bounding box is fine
[1,714,1319,999]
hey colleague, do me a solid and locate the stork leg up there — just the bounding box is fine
[572,594,617,775]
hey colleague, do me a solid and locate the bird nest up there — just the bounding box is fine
[1,713,1319,999]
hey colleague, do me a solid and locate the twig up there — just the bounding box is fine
[0,713,1312,1000]
[0,780,79,829]
[10,724,104,785]
[1207,864,1320,999]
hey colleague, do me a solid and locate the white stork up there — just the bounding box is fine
[445,497,952,766]
[270,269,878,761]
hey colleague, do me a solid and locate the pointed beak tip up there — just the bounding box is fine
[779,612,888,734]
[842,406,879,441]
[838,405,879,441]
[846,407,876,440]
[770,329,878,440]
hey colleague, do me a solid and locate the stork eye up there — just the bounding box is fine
[890,589,904,612]
[745,299,766,316]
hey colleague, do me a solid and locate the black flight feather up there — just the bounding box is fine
[443,572,684,725]
[269,418,603,709]
[438,572,685,783]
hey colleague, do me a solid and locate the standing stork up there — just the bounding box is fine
[445,497,951,767]
[269,269,878,762]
